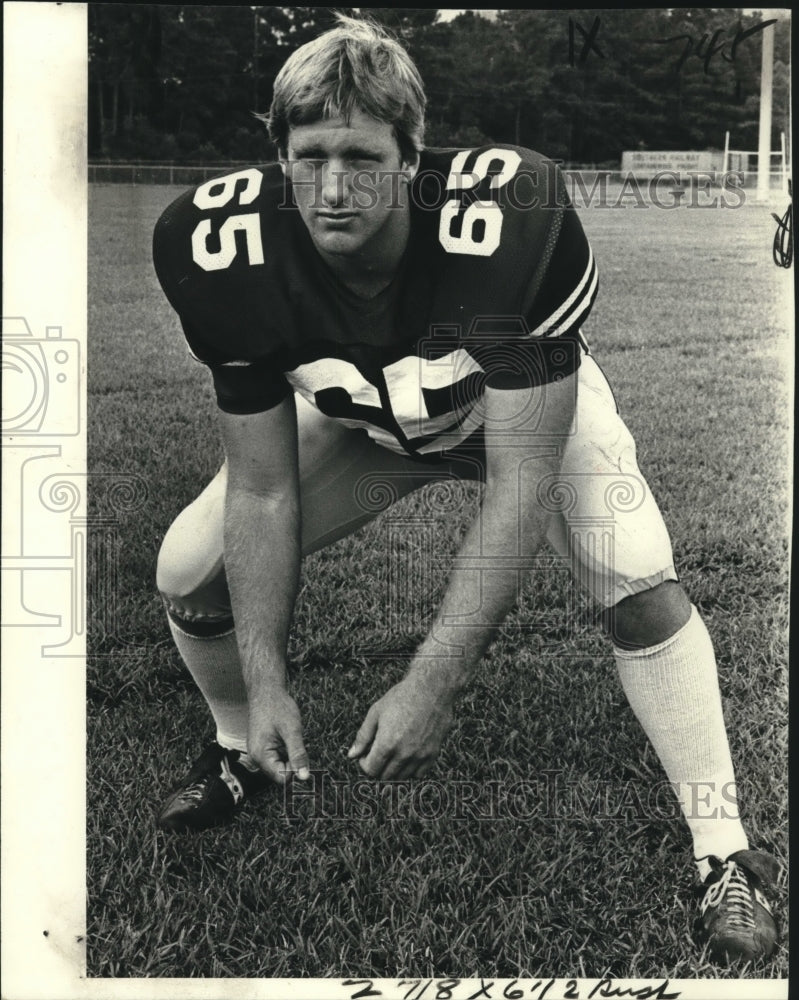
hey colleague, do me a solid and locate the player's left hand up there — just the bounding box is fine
[347,673,456,779]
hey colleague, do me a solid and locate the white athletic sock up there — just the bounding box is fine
[614,605,749,880]
[167,617,249,753]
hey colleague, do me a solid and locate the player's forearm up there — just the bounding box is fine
[409,474,555,694]
[224,484,301,694]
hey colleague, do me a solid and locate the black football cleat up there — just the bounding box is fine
[695,849,780,963]
[157,741,271,832]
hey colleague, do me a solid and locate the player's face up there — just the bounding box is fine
[282,109,418,263]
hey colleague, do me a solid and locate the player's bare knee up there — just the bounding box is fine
[603,580,691,649]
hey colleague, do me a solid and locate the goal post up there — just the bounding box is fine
[722,130,788,196]
[757,16,775,202]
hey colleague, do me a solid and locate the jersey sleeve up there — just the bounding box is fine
[480,199,596,391]
[179,322,292,415]
[520,185,597,340]
[426,147,598,393]
[152,181,292,415]
[488,160,596,391]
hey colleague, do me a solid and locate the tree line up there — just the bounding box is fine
[88,7,791,166]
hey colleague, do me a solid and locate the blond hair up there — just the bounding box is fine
[262,14,426,162]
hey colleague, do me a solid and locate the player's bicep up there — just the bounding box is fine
[219,392,299,497]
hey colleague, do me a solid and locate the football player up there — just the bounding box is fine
[152,15,779,964]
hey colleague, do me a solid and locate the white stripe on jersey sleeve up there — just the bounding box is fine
[528,249,598,339]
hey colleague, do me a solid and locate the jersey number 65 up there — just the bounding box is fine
[438,148,521,257]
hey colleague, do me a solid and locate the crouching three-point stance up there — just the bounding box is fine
[151,15,779,965]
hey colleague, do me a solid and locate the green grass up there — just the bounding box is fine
[87,183,790,980]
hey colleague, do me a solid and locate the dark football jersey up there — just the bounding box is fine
[153,145,598,460]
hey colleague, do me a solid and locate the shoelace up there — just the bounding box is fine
[177,757,244,805]
[701,861,755,930]
[178,780,210,804]
[219,757,244,804]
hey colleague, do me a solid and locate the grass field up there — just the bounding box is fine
[87,181,791,982]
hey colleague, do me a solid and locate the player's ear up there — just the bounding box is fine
[277,147,289,176]
[401,150,420,185]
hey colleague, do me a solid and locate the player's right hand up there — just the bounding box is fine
[247,689,310,785]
